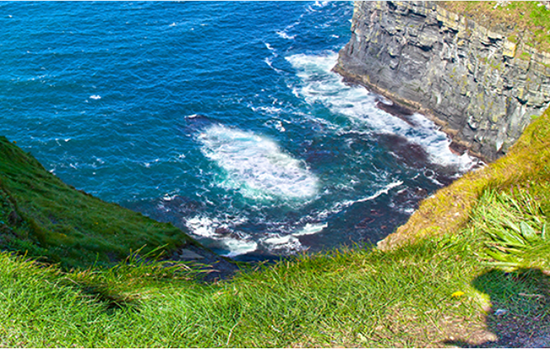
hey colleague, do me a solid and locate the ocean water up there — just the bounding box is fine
[0,2,478,260]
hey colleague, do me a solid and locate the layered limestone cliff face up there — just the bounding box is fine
[335,1,550,161]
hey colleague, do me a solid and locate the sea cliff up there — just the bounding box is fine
[334,1,550,161]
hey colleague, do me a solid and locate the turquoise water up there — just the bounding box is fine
[0,2,477,260]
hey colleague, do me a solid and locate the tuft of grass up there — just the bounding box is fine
[469,189,550,271]
[520,51,533,61]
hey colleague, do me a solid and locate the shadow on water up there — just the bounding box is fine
[444,268,550,348]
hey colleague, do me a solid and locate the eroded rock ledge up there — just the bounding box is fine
[335,1,550,162]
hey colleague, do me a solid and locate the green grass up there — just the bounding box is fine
[0,136,197,269]
[471,189,550,271]
[0,205,546,347]
[0,231,486,347]
[381,105,550,251]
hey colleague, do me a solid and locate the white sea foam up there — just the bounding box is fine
[404,114,477,171]
[263,57,282,73]
[292,222,327,237]
[338,180,403,209]
[315,181,404,220]
[354,180,402,204]
[274,120,286,132]
[263,119,287,133]
[306,1,329,12]
[403,207,415,214]
[198,124,318,200]
[251,105,282,114]
[223,239,258,258]
[186,216,217,238]
[90,95,101,100]
[262,234,303,254]
[264,235,293,245]
[163,194,178,201]
[265,42,275,54]
[185,215,258,257]
[276,30,296,40]
[286,52,478,172]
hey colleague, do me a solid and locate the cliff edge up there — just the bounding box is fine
[0,136,235,276]
[335,1,550,162]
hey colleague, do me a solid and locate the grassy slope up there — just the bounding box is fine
[0,111,548,347]
[380,109,550,251]
[0,136,196,268]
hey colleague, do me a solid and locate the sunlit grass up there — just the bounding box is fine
[468,189,550,271]
[0,234,487,347]
[382,108,550,250]
[0,136,197,269]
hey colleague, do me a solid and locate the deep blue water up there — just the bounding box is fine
[0,2,478,260]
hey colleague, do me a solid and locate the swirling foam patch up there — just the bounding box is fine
[198,124,318,201]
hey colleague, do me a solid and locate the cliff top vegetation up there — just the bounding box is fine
[441,1,550,52]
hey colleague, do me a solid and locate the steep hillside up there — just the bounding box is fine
[0,136,202,268]
[380,103,550,250]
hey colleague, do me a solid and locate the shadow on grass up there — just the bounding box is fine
[446,268,550,348]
